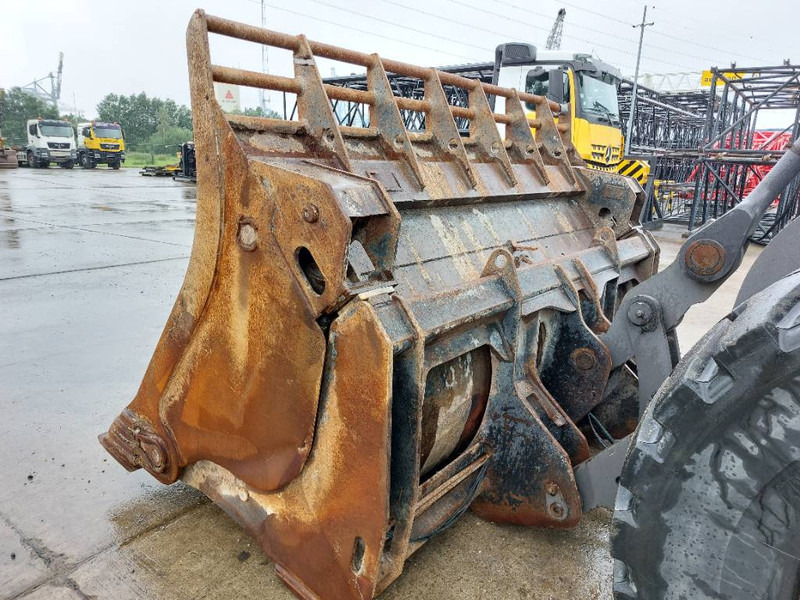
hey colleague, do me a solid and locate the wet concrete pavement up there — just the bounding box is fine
[0,168,760,599]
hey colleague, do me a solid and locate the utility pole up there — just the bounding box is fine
[625,5,654,156]
[260,0,270,115]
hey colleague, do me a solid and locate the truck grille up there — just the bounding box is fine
[48,142,69,149]
[590,144,621,163]
[100,143,120,150]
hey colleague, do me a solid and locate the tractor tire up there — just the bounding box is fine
[61,161,74,169]
[612,270,800,600]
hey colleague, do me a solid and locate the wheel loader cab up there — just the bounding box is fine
[494,43,649,184]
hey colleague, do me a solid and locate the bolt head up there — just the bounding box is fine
[571,348,597,371]
[627,300,653,326]
[545,481,559,495]
[549,502,565,518]
[237,220,258,251]
[302,203,320,223]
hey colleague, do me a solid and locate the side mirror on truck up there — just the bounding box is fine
[547,69,566,104]
[82,128,91,138]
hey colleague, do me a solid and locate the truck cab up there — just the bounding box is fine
[493,43,649,185]
[18,119,77,169]
[77,121,126,169]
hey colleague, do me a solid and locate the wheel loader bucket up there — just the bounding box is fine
[100,10,659,599]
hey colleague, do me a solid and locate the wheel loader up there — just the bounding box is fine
[100,10,800,599]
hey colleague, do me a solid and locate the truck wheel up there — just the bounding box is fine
[612,271,800,599]
[111,161,120,170]
[28,152,37,168]
[61,161,74,169]
[81,154,95,169]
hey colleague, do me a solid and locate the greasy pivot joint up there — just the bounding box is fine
[684,239,726,281]
[626,295,661,331]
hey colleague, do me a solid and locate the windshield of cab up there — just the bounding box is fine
[576,72,621,126]
[39,123,74,138]
[94,125,123,139]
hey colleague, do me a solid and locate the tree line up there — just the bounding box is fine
[0,88,195,149]
[1,88,278,150]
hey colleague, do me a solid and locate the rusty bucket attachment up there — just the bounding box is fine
[100,10,658,599]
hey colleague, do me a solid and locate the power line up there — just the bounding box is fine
[609,0,784,53]
[380,0,713,75]
[248,0,728,74]
[549,0,773,64]
[646,30,771,65]
[450,0,696,70]
[247,0,780,70]
[305,0,494,54]
[485,0,756,69]
[377,0,532,50]
[240,0,485,62]
[376,0,634,70]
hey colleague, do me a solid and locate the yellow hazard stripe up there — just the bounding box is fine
[626,164,644,179]
[585,159,650,184]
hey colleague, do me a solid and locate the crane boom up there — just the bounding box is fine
[546,8,566,50]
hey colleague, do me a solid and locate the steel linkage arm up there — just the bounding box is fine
[600,140,800,408]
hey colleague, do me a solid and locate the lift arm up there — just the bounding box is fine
[601,140,800,407]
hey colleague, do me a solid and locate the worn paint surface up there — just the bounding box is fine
[0,160,764,600]
[98,11,659,600]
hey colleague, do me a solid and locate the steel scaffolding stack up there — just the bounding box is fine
[285,62,496,132]
[291,61,800,244]
[633,65,800,243]
[617,80,709,227]
[688,65,800,242]
[618,80,708,154]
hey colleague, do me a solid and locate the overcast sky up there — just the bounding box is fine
[2,0,795,121]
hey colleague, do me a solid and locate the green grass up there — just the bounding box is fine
[123,152,178,168]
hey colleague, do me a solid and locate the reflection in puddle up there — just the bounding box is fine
[0,190,20,249]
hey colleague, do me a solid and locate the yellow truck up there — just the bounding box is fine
[77,121,126,169]
[322,45,649,186]
[493,43,649,185]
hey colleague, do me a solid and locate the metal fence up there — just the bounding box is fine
[628,65,800,243]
